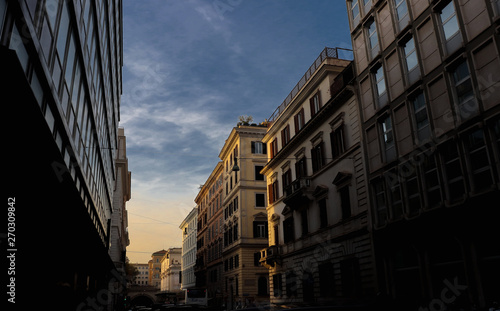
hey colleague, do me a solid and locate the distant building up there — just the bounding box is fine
[219,124,270,309]
[108,128,132,310]
[179,208,198,291]
[160,248,182,293]
[261,47,376,305]
[194,162,224,307]
[345,0,500,308]
[150,250,167,289]
[132,263,150,286]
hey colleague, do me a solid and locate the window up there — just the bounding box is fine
[234,254,239,268]
[440,1,460,41]
[319,198,328,228]
[273,224,280,245]
[351,0,360,24]
[254,252,261,266]
[251,141,267,154]
[411,92,430,144]
[233,222,238,241]
[375,66,387,98]
[253,221,268,238]
[311,142,325,172]
[381,116,396,162]
[282,169,292,196]
[255,166,264,181]
[465,129,494,192]
[401,163,421,216]
[387,171,404,219]
[441,140,465,202]
[403,37,418,72]
[330,126,345,158]
[281,125,291,146]
[300,209,309,236]
[422,153,442,208]
[339,186,352,219]
[273,274,283,297]
[363,0,372,13]
[394,0,408,24]
[295,157,307,178]
[256,193,266,207]
[283,216,295,244]
[310,92,321,117]
[268,180,279,204]
[270,138,278,158]
[452,60,477,120]
[373,179,388,226]
[367,21,379,57]
[294,108,305,134]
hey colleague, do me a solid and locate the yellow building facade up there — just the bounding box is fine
[219,124,270,309]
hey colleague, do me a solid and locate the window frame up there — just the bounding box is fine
[410,91,430,144]
[310,91,322,117]
[380,115,396,162]
[450,59,477,121]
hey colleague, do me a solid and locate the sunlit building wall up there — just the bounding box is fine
[261,48,376,305]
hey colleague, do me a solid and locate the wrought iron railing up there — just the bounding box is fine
[284,177,312,197]
[267,47,353,124]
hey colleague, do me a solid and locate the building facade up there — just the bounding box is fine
[261,47,376,306]
[3,0,123,309]
[150,250,167,289]
[219,124,270,310]
[346,0,500,309]
[108,127,131,310]
[132,263,150,286]
[179,207,198,291]
[194,162,224,307]
[160,248,182,293]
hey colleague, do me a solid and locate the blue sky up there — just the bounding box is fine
[120,0,352,263]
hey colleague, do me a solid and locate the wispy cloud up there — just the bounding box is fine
[121,0,352,262]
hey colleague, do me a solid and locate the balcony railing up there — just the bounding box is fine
[285,177,312,197]
[267,47,353,124]
[259,245,282,269]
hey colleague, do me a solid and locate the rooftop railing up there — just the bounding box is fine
[267,47,353,124]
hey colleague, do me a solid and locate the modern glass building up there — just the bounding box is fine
[2,0,123,309]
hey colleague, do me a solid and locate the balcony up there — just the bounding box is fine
[259,245,282,269]
[284,178,313,209]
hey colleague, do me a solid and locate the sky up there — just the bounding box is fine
[120,0,353,264]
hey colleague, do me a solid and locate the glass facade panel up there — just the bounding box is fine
[452,60,477,119]
[394,0,408,21]
[404,37,418,71]
[368,22,378,50]
[375,67,386,96]
[440,2,460,40]
[56,1,70,56]
[412,92,430,143]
